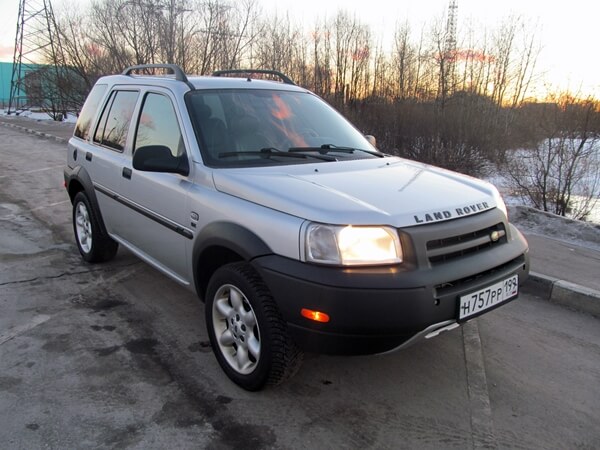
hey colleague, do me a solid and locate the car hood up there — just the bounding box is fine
[211,157,502,228]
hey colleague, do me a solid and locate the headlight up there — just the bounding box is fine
[305,223,402,266]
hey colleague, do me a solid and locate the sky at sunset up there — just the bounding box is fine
[1,0,598,98]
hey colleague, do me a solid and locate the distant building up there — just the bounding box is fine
[0,61,50,110]
[0,62,13,108]
[0,61,83,113]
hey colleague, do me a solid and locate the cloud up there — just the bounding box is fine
[0,45,13,62]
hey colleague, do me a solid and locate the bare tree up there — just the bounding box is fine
[429,16,454,107]
[331,11,371,103]
[309,20,333,97]
[391,21,415,100]
[505,94,600,219]
[48,0,561,185]
[253,13,302,76]
[508,20,541,108]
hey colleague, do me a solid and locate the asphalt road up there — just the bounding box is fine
[1,124,599,449]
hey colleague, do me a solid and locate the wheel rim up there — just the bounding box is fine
[212,284,261,375]
[75,201,92,254]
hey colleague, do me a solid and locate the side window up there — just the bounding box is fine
[93,90,139,151]
[74,84,107,140]
[134,92,184,157]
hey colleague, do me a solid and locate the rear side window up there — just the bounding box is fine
[93,90,139,151]
[74,84,107,140]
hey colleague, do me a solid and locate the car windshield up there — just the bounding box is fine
[186,89,382,167]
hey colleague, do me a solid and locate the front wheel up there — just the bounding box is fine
[72,191,118,263]
[205,262,303,391]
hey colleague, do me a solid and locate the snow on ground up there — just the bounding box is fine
[483,164,599,248]
[486,143,600,225]
[508,205,600,252]
[1,108,78,123]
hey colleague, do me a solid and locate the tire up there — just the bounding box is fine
[205,262,303,391]
[72,191,118,263]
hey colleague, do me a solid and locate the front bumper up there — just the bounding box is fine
[253,213,529,355]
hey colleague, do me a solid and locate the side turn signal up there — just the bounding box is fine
[301,308,330,323]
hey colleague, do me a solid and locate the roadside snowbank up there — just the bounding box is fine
[1,109,77,123]
[509,205,600,252]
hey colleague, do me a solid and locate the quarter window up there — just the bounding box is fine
[74,84,107,140]
[93,90,139,151]
[134,92,184,157]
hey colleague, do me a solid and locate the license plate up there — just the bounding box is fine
[459,275,519,320]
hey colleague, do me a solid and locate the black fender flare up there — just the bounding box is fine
[64,165,110,237]
[192,221,272,297]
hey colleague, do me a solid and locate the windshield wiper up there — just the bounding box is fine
[218,148,336,161]
[288,144,385,157]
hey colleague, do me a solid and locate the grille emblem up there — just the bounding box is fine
[490,230,505,242]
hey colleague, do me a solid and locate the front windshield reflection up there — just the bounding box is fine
[186,89,379,167]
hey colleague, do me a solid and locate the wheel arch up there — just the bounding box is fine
[65,165,110,237]
[193,222,272,301]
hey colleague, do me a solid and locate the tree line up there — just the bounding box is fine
[37,0,600,219]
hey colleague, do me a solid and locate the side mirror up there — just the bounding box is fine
[365,135,377,148]
[133,145,189,176]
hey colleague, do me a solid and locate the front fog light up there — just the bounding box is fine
[305,223,402,266]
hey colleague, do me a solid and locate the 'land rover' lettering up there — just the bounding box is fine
[414,210,452,223]
[455,202,489,216]
[413,202,491,224]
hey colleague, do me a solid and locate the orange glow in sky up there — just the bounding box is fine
[1,0,599,98]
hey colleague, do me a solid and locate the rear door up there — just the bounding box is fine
[79,88,140,234]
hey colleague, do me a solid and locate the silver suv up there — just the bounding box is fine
[64,64,529,390]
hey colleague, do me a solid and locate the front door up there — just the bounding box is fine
[116,89,193,284]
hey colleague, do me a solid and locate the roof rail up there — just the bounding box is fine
[212,69,296,85]
[122,64,195,90]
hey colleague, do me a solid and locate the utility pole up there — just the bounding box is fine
[445,0,458,57]
[439,0,458,107]
[8,0,66,119]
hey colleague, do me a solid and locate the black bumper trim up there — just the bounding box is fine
[253,234,529,355]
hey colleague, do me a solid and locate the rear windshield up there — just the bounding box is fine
[186,89,379,167]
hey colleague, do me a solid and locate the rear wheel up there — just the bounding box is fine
[205,262,303,391]
[72,191,118,263]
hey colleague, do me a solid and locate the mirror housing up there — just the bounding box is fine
[133,145,189,176]
[364,135,377,148]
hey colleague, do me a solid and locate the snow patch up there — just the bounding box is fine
[1,109,77,123]
[508,205,600,252]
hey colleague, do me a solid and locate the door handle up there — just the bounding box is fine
[122,167,132,180]
[85,152,92,161]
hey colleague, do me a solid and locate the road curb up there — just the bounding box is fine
[0,120,67,143]
[523,272,600,318]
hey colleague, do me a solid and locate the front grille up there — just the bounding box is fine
[434,254,526,297]
[426,222,507,265]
